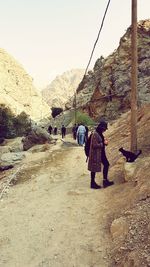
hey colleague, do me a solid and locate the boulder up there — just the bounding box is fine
[124,162,137,182]
[110,217,129,241]
[22,126,52,151]
[0,152,25,165]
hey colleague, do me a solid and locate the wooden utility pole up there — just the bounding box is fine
[74,93,77,124]
[130,0,138,152]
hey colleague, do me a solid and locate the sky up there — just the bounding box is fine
[0,0,150,88]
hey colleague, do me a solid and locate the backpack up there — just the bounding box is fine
[84,134,92,161]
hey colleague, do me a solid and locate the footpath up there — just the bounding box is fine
[0,136,113,267]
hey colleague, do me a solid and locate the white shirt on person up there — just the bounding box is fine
[77,125,86,135]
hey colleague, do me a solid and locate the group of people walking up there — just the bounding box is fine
[48,124,66,139]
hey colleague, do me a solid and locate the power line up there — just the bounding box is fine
[73,0,111,123]
[84,0,111,77]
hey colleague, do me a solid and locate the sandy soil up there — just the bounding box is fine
[0,136,114,267]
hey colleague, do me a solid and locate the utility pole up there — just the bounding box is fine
[130,0,138,152]
[74,92,77,124]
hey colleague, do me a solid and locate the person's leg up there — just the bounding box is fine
[73,132,76,139]
[101,154,114,188]
[78,133,82,145]
[91,172,101,189]
[80,134,85,145]
[102,156,109,180]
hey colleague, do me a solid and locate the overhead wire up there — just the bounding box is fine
[84,0,111,77]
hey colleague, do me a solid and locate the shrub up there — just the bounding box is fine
[75,111,95,126]
[0,104,15,138]
[13,112,31,136]
[0,104,31,138]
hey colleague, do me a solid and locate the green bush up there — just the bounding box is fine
[75,111,95,126]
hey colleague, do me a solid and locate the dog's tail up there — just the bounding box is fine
[135,149,142,158]
[137,149,142,155]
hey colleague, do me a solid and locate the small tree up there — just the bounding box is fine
[0,104,15,137]
[13,112,31,136]
[0,105,31,138]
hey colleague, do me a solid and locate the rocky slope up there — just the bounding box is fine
[105,103,150,266]
[73,19,150,121]
[42,69,84,109]
[0,49,50,121]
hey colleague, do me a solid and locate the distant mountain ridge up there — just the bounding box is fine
[42,69,84,109]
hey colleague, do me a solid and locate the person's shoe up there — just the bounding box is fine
[91,182,101,189]
[103,179,114,188]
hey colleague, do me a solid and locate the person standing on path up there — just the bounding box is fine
[72,124,77,140]
[61,125,66,139]
[88,120,114,189]
[53,126,57,135]
[85,125,89,143]
[48,125,53,135]
[76,123,86,146]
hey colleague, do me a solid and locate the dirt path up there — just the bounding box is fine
[0,137,113,267]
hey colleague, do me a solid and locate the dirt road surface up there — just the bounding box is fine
[0,137,113,267]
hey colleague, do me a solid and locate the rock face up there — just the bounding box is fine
[75,19,150,121]
[42,69,84,109]
[0,49,50,121]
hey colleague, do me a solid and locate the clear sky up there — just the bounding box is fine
[0,0,149,88]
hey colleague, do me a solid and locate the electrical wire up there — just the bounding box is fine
[84,0,111,77]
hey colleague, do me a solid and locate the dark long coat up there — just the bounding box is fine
[88,131,103,172]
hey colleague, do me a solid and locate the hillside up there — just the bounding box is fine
[73,19,150,121]
[0,49,50,121]
[42,69,84,109]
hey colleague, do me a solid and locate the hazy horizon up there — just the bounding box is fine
[0,0,149,88]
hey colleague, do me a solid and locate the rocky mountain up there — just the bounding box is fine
[0,49,50,121]
[73,19,150,121]
[42,69,84,109]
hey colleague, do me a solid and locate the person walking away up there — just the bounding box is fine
[54,126,57,135]
[61,124,66,138]
[72,124,77,140]
[48,125,53,135]
[88,120,114,189]
[85,125,89,143]
[76,123,86,146]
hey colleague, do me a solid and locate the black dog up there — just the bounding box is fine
[119,147,142,162]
